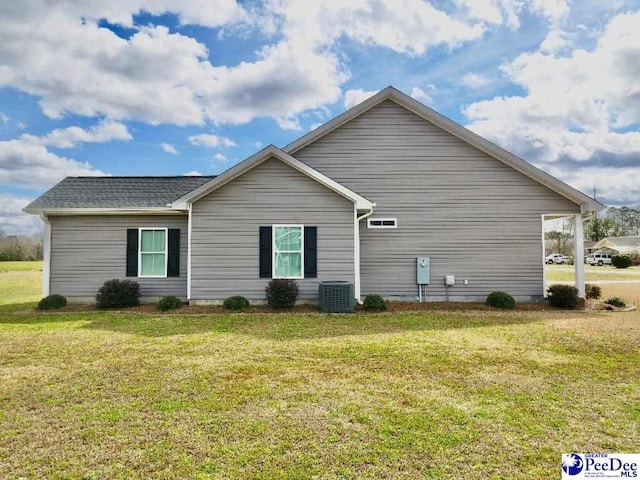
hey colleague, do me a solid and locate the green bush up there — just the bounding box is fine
[612,255,632,269]
[265,279,299,309]
[485,291,516,309]
[604,297,626,308]
[546,284,579,309]
[156,296,183,311]
[585,284,602,300]
[96,279,140,309]
[362,294,387,312]
[37,294,67,310]
[223,295,250,311]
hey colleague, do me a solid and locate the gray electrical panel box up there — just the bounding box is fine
[416,257,430,284]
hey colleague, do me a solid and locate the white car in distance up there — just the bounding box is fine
[545,253,570,264]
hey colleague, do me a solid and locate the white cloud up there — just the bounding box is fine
[20,121,131,149]
[189,134,236,148]
[213,153,227,162]
[540,28,570,53]
[0,139,106,187]
[344,89,378,109]
[460,73,492,88]
[529,0,570,24]
[464,12,640,205]
[0,1,495,130]
[161,143,179,155]
[0,112,8,125]
[0,194,43,235]
[183,170,202,176]
[410,86,434,104]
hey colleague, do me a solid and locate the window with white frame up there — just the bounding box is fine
[139,228,167,277]
[367,218,397,229]
[273,225,304,279]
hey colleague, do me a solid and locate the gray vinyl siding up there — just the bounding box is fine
[49,215,188,300]
[293,100,581,300]
[191,157,354,301]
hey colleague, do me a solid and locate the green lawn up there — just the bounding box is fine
[546,264,640,282]
[1,302,638,478]
[0,260,43,272]
[1,264,638,478]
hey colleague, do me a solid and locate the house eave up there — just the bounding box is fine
[23,207,186,216]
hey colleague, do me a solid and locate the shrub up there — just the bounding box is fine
[223,295,250,311]
[604,297,626,308]
[156,295,183,311]
[546,284,579,309]
[585,284,602,300]
[96,279,140,309]
[362,294,387,312]
[485,291,516,309]
[37,294,67,310]
[612,255,632,269]
[265,279,299,309]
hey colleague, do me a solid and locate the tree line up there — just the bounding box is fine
[0,230,43,261]
[585,206,640,241]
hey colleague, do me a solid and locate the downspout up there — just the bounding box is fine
[39,213,51,297]
[354,205,375,305]
[187,202,192,303]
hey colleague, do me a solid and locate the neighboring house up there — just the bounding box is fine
[593,236,640,257]
[24,87,603,303]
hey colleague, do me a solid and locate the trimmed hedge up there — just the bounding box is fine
[37,294,67,310]
[157,296,183,311]
[265,279,299,309]
[547,284,579,309]
[362,294,387,312]
[585,284,602,300]
[485,291,516,309]
[612,255,632,269]
[604,297,626,308]
[96,279,140,309]
[223,295,250,311]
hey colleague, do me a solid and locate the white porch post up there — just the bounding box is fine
[574,214,585,297]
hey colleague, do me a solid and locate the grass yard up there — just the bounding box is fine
[0,271,639,479]
[0,268,42,305]
[546,264,640,282]
[0,263,638,479]
[0,260,43,273]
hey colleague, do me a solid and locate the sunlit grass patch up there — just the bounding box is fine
[0,307,638,479]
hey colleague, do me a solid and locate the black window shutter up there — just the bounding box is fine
[167,229,180,277]
[304,226,317,278]
[126,229,138,277]
[259,226,272,278]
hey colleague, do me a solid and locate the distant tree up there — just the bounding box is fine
[546,226,573,256]
[585,207,640,241]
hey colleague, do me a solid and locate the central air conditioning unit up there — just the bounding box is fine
[319,281,355,313]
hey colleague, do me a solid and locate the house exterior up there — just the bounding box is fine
[592,236,640,257]
[24,87,603,304]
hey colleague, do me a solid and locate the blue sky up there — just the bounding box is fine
[1,0,639,234]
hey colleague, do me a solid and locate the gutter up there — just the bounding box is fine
[354,204,375,305]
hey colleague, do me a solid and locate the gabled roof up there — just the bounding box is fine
[284,86,604,213]
[171,145,375,210]
[23,176,215,214]
[594,236,640,249]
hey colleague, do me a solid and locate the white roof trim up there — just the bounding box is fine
[171,145,375,210]
[22,207,184,215]
[284,86,604,213]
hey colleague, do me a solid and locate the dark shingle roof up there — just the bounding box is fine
[24,176,216,211]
